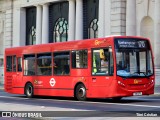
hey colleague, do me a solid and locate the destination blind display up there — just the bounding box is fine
[115,38,149,49]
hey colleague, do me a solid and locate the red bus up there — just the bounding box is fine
[4,36,155,101]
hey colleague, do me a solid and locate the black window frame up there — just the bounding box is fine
[13,55,16,72]
[83,0,99,39]
[17,57,22,72]
[26,7,36,45]
[49,2,69,43]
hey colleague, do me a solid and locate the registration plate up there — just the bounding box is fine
[133,92,142,96]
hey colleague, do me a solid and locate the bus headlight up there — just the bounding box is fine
[118,81,125,87]
[148,80,154,85]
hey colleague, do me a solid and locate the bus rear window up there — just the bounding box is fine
[6,56,12,72]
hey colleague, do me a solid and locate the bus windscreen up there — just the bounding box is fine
[115,38,153,78]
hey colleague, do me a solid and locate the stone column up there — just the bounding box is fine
[110,0,126,35]
[104,0,111,36]
[68,0,75,41]
[75,0,83,40]
[42,3,49,44]
[19,8,26,46]
[98,0,105,38]
[154,0,160,85]
[36,5,42,44]
[10,7,25,47]
[126,0,136,36]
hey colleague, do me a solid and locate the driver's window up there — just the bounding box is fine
[92,47,113,76]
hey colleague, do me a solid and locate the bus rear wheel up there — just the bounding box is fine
[75,84,86,101]
[25,83,34,98]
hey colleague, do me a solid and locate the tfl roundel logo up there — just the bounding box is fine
[50,78,56,87]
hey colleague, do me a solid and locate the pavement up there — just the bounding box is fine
[0,83,159,95]
[0,84,3,90]
[154,86,160,95]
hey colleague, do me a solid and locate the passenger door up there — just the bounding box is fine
[10,56,22,88]
[15,57,23,87]
[90,47,114,97]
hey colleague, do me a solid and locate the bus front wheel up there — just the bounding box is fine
[25,83,34,98]
[75,84,86,101]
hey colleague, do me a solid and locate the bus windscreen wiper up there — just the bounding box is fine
[133,72,147,77]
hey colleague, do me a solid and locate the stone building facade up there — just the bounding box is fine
[0,0,160,85]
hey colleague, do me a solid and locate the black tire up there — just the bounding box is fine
[25,83,34,98]
[75,84,86,101]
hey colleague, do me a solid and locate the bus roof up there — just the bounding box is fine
[5,36,149,55]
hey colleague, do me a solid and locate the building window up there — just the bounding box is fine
[49,2,69,43]
[53,18,68,42]
[88,19,98,38]
[29,26,36,45]
[83,0,99,39]
[26,7,36,45]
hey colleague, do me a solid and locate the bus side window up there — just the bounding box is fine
[24,55,36,76]
[17,57,22,72]
[53,51,70,75]
[72,50,88,68]
[37,53,52,76]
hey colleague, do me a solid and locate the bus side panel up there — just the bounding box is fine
[116,84,154,97]
[116,78,155,97]
[11,88,24,94]
[4,55,12,93]
[5,72,13,93]
[20,75,90,97]
[22,76,75,97]
[11,72,24,95]
[87,77,117,98]
[34,88,74,97]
